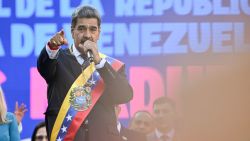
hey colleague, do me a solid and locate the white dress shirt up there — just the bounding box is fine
[45,43,106,69]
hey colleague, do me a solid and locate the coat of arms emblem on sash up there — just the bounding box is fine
[69,82,93,111]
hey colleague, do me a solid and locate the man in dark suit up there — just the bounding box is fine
[147,97,179,141]
[37,5,133,141]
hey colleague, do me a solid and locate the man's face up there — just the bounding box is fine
[130,112,154,134]
[153,103,176,131]
[71,18,100,51]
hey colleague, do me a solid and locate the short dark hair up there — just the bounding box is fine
[71,5,101,29]
[31,121,46,141]
[153,96,176,109]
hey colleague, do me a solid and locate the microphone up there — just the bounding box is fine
[87,49,94,63]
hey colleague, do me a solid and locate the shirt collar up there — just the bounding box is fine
[155,128,175,140]
[72,43,81,57]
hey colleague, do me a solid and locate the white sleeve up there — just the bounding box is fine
[18,122,23,133]
[45,44,60,59]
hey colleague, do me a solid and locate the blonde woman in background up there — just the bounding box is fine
[0,85,20,141]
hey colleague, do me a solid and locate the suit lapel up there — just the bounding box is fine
[64,48,82,78]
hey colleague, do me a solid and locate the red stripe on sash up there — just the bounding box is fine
[64,79,104,140]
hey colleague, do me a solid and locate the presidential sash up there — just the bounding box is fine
[50,53,124,141]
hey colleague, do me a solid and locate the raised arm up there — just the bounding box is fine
[37,30,68,83]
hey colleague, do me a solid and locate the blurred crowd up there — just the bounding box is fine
[116,96,179,141]
[1,55,250,141]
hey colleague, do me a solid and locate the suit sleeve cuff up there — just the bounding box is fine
[46,43,59,59]
[95,58,106,69]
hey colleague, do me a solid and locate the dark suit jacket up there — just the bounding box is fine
[120,126,147,141]
[37,47,133,141]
